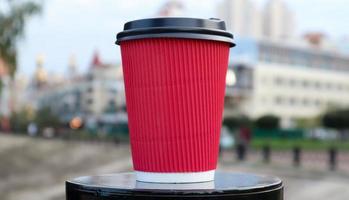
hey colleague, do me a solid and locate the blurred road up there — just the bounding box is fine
[1,134,349,200]
[219,158,349,200]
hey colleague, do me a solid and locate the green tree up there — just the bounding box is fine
[322,109,349,140]
[0,0,41,91]
[223,115,250,131]
[34,107,61,131]
[255,115,280,130]
[9,107,32,133]
[322,109,349,129]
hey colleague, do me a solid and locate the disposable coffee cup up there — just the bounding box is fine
[116,17,235,183]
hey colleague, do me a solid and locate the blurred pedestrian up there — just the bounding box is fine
[239,126,252,145]
[27,122,38,137]
[236,126,252,161]
[0,117,10,133]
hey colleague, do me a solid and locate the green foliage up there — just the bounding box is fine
[0,0,41,77]
[223,115,250,131]
[254,115,280,129]
[295,117,321,129]
[322,109,349,130]
[9,108,32,133]
[223,117,240,130]
[34,107,61,130]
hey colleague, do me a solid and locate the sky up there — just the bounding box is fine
[17,0,349,77]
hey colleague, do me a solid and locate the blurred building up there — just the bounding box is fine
[67,55,78,79]
[217,0,294,40]
[217,0,262,38]
[11,74,31,111]
[226,37,349,128]
[0,58,11,130]
[263,0,294,40]
[303,32,341,53]
[33,55,48,89]
[10,55,52,114]
[0,57,11,117]
[27,52,126,128]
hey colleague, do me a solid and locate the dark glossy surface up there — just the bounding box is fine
[66,172,283,200]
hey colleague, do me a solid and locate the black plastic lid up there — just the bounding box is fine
[116,17,235,47]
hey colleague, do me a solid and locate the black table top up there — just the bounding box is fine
[66,172,283,200]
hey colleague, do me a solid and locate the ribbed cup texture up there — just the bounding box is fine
[120,38,230,172]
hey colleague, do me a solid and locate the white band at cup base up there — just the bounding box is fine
[135,170,215,183]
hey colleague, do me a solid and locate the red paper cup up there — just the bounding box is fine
[116,18,235,183]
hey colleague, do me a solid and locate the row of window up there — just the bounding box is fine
[258,44,349,71]
[274,96,320,107]
[87,87,119,94]
[260,77,349,92]
[270,96,346,108]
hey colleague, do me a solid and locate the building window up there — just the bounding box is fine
[302,80,309,88]
[302,98,309,106]
[109,88,117,94]
[109,100,115,106]
[275,96,284,105]
[87,87,93,93]
[314,81,321,89]
[87,98,93,105]
[315,99,321,107]
[87,74,94,81]
[274,77,284,85]
[326,83,333,90]
[289,97,296,106]
[289,79,296,87]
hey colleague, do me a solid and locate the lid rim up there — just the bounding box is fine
[115,32,235,47]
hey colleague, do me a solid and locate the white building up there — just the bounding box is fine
[217,0,263,38]
[226,38,349,128]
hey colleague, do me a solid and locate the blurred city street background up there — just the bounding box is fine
[1,0,349,200]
